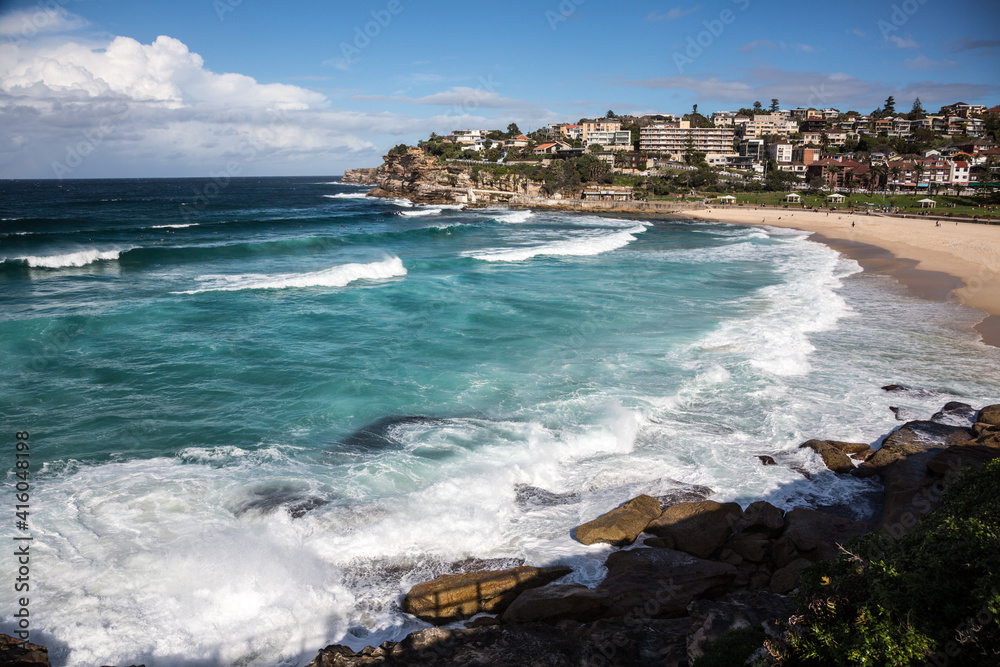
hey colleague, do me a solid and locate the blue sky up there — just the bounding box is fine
[0,0,997,178]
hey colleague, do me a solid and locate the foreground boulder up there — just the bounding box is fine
[779,508,868,562]
[401,565,571,624]
[978,404,1000,427]
[500,583,609,624]
[0,636,49,667]
[574,494,662,546]
[644,500,743,558]
[307,619,694,667]
[596,548,737,618]
[686,591,796,662]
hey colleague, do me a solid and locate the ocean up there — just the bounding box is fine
[2,176,999,667]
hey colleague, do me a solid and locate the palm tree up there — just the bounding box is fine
[914,163,926,190]
[871,163,888,193]
[890,165,902,193]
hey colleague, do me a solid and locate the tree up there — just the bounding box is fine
[889,165,902,192]
[507,123,521,138]
[588,143,604,153]
[693,103,698,115]
[606,110,617,119]
[770,98,780,112]
[884,96,896,116]
[388,143,410,157]
[908,97,926,120]
[483,138,493,150]
[753,100,763,113]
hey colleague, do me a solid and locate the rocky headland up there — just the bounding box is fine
[6,398,998,667]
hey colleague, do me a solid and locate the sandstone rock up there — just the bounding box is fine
[973,422,1000,437]
[574,494,662,546]
[768,535,800,570]
[718,548,744,566]
[799,440,869,474]
[686,591,796,662]
[853,420,973,479]
[726,531,772,563]
[340,168,379,185]
[644,500,743,559]
[735,500,785,537]
[0,635,50,667]
[782,508,868,561]
[770,558,812,595]
[926,440,1000,476]
[749,571,773,591]
[932,402,976,425]
[758,455,777,465]
[978,404,1000,427]
[500,583,609,624]
[401,565,572,624]
[597,548,737,618]
[851,449,876,462]
[308,619,692,667]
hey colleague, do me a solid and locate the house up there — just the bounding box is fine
[448,129,491,144]
[559,125,584,141]
[768,143,793,162]
[581,187,633,201]
[802,131,824,146]
[823,129,847,146]
[534,141,572,155]
[942,103,987,118]
[951,161,971,187]
[806,158,870,188]
[503,135,530,149]
[742,114,799,139]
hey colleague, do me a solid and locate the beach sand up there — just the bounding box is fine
[684,207,1000,347]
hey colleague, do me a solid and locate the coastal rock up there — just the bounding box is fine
[596,548,737,618]
[758,455,777,465]
[307,619,692,667]
[926,439,1000,476]
[781,508,868,562]
[931,402,977,426]
[726,531,772,563]
[513,484,579,510]
[340,168,379,186]
[573,494,662,546]
[500,583,610,624]
[799,440,855,474]
[882,384,908,392]
[0,635,50,667]
[401,565,572,624]
[686,591,796,662]
[643,500,744,559]
[978,404,1000,427]
[770,558,812,595]
[853,420,972,479]
[735,501,785,537]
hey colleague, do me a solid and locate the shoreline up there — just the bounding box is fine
[680,207,1000,348]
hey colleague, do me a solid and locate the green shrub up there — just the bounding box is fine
[768,459,1000,666]
[694,625,767,667]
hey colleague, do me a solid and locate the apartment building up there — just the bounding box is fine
[639,121,736,159]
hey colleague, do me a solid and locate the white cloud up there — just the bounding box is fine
[0,7,89,39]
[888,34,918,48]
[904,55,958,71]
[646,6,701,21]
[0,34,388,177]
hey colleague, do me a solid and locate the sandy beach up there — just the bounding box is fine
[684,207,1000,347]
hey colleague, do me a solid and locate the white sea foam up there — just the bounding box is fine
[497,210,534,224]
[151,223,199,229]
[324,193,370,199]
[397,208,442,217]
[467,224,647,262]
[177,256,406,294]
[18,248,127,268]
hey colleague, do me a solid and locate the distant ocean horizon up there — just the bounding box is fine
[2,176,999,667]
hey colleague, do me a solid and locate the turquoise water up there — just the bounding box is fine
[2,177,998,666]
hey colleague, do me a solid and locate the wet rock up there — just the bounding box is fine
[596,548,737,618]
[853,420,973,479]
[736,500,785,537]
[782,508,868,562]
[401,565,572,624]
[931,402,977,427]
[770,558,812,595]
[0,635,50,667]
[758,455,777,465]
[926,439,1000,476]
[686,591,796,662]
[644,500,744,559]
[339,415,444,451]
[513,485,579,510]
[501,583,610,624]
[978,404,1000,427]
[882,384,908,392]
[973,422,1000,438]
[799,440,869,474]
[574,494,662,546]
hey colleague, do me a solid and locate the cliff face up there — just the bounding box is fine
[340,168,379,185]
[366,148,547,205]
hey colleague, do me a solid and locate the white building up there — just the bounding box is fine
[640,121,736,159]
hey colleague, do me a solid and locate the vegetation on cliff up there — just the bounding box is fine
[768,459,1000,666]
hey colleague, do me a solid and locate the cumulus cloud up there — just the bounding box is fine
[946,37,1000,52]
[904,55,957,71]
[0,34,386,177]
[887,34,918,48]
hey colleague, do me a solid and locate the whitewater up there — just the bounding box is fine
[1,176,998,667]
